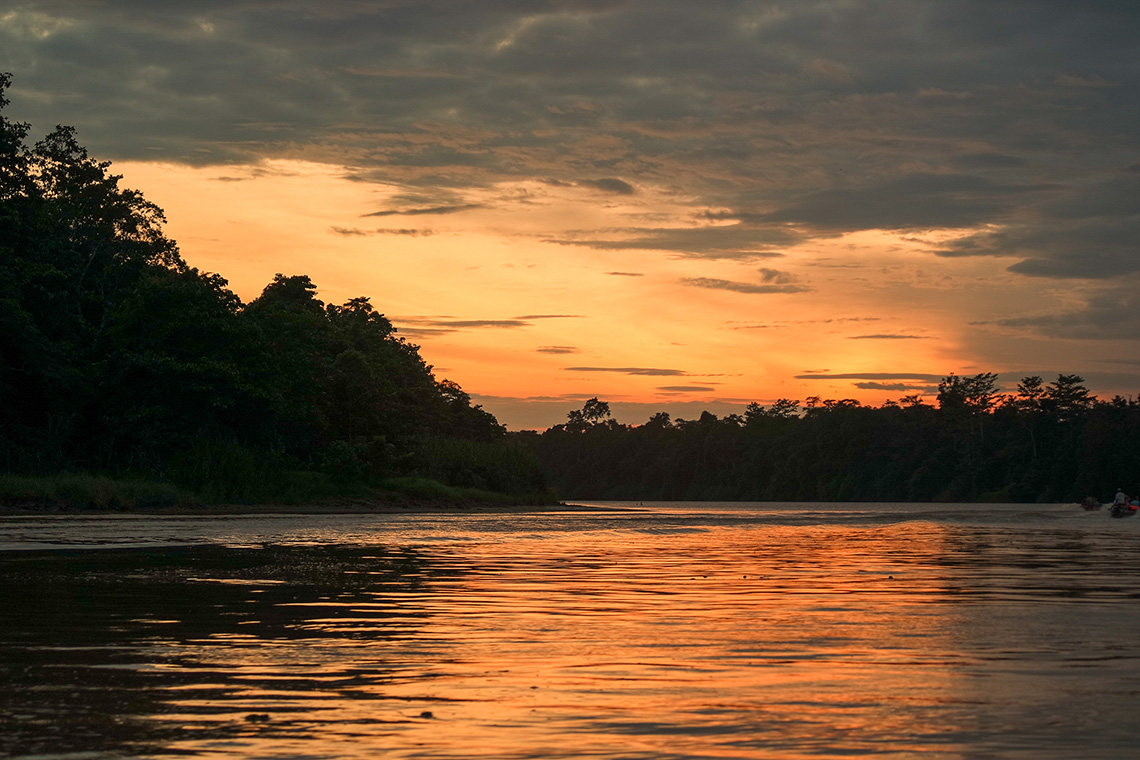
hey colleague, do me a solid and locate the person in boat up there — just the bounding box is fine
[1114,488,1128,506]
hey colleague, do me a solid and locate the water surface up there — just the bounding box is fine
[2,502,1138,759]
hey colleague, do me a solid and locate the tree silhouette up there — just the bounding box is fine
[0,74,537,500]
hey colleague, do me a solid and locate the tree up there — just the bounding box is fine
[565,397,611,433]
[582,397,612,424]
[1046,374,1092,422]
[937,372,1000,417]
[1,73,188,470]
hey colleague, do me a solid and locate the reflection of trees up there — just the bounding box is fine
[524,375,1140,502]
[0,544,451,756]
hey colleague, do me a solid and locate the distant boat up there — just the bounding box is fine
[1109,502,1137,518]
[1080,496,1101,510]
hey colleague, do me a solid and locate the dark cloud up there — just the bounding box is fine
[759,173,1048,232]
[3,0,1137,273]
[658,386,716,393]
[536,346,579,354]
[978,282,1140,340]
[605,271,643,277]
[578,177,635,195]
[936,174,1140,278]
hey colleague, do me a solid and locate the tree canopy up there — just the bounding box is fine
[0,73,540,503]
[519,373,1140,503]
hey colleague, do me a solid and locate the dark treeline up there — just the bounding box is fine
[517,373,1140,503]
[0,74,548,504]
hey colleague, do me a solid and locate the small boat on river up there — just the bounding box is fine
[1110,501,1138,518]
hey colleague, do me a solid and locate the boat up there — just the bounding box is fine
[1080,496,1101,510]
[1109,502,1138,518]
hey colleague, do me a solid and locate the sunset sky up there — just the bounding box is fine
[4,1,1139,429]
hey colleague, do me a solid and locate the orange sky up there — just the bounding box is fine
[116,159,1116,430]
[9,2,1138,429]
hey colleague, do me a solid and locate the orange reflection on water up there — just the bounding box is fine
[7,511,1135,759]
[131,523,970,759]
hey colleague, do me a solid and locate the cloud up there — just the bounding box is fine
[5,0,1138,275]
[394,317,530,335]
[847,334,930,340]
[329,226,436,236]
[394,313,580,335]
[854,382,935,391]
[795,373,946,381]
[759,173,1047,232]
[935,174,1140,279]
[436,320,530,329]
[578,177,635,195]
[565,366,689,376]
[548,225,798,259]
[658,385,716,392]
[680,276,810,295]
[606,271,644,277]
[536,345,579,354]
[979,282,1140,340]
[363,204,482,217]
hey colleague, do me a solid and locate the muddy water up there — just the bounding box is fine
[2,502,1139,759]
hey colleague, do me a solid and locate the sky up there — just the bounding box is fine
[4,0,1139,430]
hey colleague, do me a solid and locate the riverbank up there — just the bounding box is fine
[0,501,617,516]
[0,472,605,516]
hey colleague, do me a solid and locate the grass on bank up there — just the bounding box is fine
[0,473,200,511]
[0,472,558,512]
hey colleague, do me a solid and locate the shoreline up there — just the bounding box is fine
[0,499,633,517]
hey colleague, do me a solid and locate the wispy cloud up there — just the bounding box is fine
[330,226,436,236]
[363,204,482,217]
[796,373,946,381]
[854,382,933,391]
[680,277,810,295]
[565,366,690,377]
[847,334,930,340]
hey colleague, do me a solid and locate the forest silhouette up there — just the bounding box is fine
[0,74,546,506]
[518,377,1140,503]
[2,73,1137,507]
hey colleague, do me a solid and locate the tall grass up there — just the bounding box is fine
[0,473,198,511]
[0,435,558,510]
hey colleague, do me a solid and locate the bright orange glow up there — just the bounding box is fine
[115,160,1097,429]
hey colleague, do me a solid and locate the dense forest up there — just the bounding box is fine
[516,376,1140,503]
[0,74,548,505]
[4,73,1137,507]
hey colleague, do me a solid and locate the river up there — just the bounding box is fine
[2,501,1138,759]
